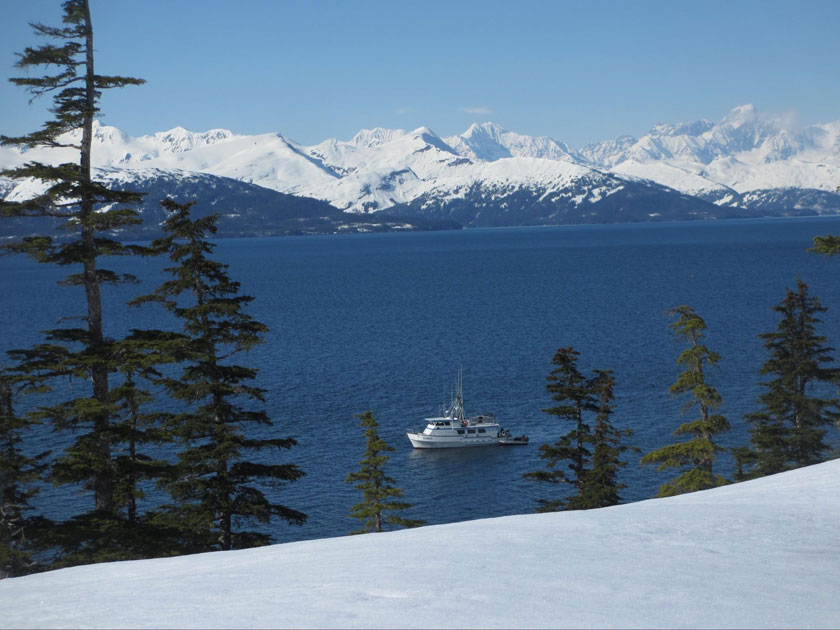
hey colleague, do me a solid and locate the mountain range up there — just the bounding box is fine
[2,104,839,237]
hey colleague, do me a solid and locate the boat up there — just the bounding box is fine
[498,430,529,445]
[406,371,528,449]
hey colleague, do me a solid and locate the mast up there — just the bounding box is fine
[454,364,465,424]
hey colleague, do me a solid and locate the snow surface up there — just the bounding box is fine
[2,460,838,629]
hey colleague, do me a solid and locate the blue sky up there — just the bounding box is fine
[1,0,838,147]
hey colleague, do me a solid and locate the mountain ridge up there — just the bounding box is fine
[2,105,839,235]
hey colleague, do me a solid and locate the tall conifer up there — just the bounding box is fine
[642,306,730,497]
[345,411,424,534]
[0,0,162,564]
[736,279,839,479]
[132,199,306,551]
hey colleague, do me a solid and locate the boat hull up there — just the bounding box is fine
[406,432,500,448]
[498,436,529,445]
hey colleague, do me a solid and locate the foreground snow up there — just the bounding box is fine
[2,460,839,629]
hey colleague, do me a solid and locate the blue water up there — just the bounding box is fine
[2,217,840,543]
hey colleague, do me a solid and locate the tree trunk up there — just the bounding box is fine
[80,0,112,513]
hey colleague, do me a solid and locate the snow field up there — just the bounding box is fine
[2,459,838,629]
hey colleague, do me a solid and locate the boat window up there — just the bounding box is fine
[444,421,451,426]
[456,429,465,435]
[467,428,476,434]
[478,428,486,433]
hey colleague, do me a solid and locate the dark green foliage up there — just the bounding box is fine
[807,188,840,257]
[525,347,595,512]
[345,411,424,534]
[525,348,635,511]
[642,306,730,497]
[0,371,51,578]
[1,0,146,517]
[131,199,306,551]
[0,0,167,568]
[808,235,840,257]
[736,278,839,479]
[568,370,638,510]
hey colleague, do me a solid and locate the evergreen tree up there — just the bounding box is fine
[1,0,146,520]
[131,199,306,551]
[642,306,730,497]
[736,278,839,479]
[808,235,840,257]
[0,371,51,578]
[106,334,184,529]
[524,347,597,512]
[807,187,840,257]
[345,411,424,534]
[0,1,174,567]
[568,370,637,510]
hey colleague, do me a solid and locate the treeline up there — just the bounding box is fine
[0,1,307,578]
[526,276,840,511]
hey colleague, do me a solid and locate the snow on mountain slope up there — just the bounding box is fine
[3,105,839,224]
[299,127,475,212]
[580,105,840,197]
[444,122,579,163]
[2,460,838,629]
[610,159,739,202]
[0,166,345,239]
[391,158,729,228]
[0,122,339,196]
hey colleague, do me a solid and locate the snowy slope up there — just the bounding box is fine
[444,122,580,163]
[580,105,840,199]
[2,460,838,629]
[3,105,840,226]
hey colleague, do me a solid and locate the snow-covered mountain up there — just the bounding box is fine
[2,105,839,235]
[2,460,838,628]
[579,104,840,204]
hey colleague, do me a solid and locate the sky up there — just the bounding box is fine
[1,0,839,148]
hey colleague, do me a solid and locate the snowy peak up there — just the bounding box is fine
[91,120,130,145]
[649,119,714,138]
[3,105,840,224]
[348,127,406,149]
[580,105,840,197]
[445,122,578,164]
[148,126,236,154]
[720,103,758,128]
[407,126,458,156]
[446,122,514,161]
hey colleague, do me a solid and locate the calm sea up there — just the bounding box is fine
[2,217,840,543]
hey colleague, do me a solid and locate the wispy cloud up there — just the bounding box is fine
[461,106,493,115]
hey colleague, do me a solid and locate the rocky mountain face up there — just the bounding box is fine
[2,105,838,236]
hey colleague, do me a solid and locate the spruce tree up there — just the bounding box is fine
[807,188,840,256]
[345,411,424,534]
[568,370,637,510]
[642,306,730,497]
[736,279,839,479]
[0,371,50,578]
[1,0,156,564]
[524,347,597,512]
[131,199,306,551]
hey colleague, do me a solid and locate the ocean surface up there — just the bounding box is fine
[2,217,840,543]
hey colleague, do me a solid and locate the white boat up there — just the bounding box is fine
[406,372,527,449]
